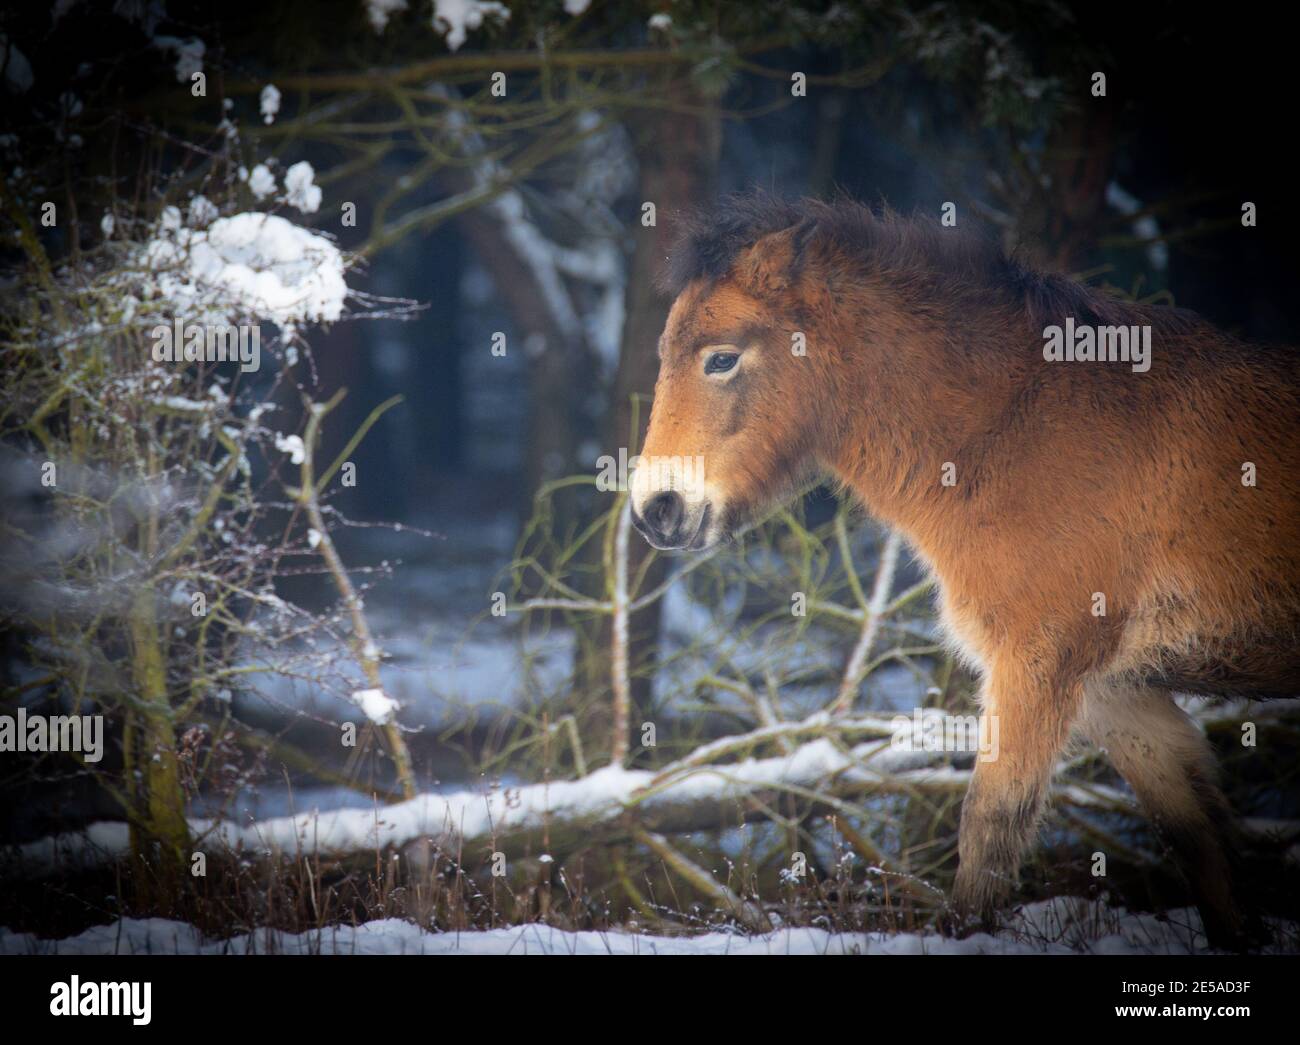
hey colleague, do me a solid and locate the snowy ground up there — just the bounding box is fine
[0,898,1277,955]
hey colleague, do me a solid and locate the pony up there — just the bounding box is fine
[629,191,1300,947]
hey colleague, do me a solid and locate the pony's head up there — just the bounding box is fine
[630,195,846,551]
[629,192,1030,552]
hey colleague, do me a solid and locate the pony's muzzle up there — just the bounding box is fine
[631,491,716,551]
[631,490,685,547]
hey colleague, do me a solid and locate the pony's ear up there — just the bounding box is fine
[736,217,819,294]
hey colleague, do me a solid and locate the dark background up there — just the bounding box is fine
[6,1,1294,532]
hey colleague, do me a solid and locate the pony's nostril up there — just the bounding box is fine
[644,491,685,539]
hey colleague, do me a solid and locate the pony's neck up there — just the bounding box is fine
[816,275,1031,542]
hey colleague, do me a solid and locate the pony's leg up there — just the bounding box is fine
[1078,678,1248,948]
[952,658,1083,927]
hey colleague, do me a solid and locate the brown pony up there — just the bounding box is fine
[629,192,1300,947]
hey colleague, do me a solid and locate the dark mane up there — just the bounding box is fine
[660,190,1204,336]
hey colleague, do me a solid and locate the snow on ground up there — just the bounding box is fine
[235,618,574,731]
[0,898,1266,955]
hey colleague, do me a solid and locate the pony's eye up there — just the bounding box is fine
[704,352,739,376]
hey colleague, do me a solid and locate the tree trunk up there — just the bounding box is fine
[590,87,720,760]
[454,204,595,530]
[126,587,190,908]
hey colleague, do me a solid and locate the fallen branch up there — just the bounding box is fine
[8,711,1154,880]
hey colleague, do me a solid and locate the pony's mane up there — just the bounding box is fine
[661,190,1202,335]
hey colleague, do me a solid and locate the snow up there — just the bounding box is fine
[283,161,322,214]
[152,36,205,83]
[365,0,409,32]
[0,898,1272,955]
[351,687,399,725]
[234,611,574,734]
[159,396,214,414]
[246,163,276,200]
[187,195,218,227]
[432,0,510,52]
[259,84,281,125]
[13,762,641,872]
[9,728,959,875]
[274,433,305,464]
[142,212,347,329]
